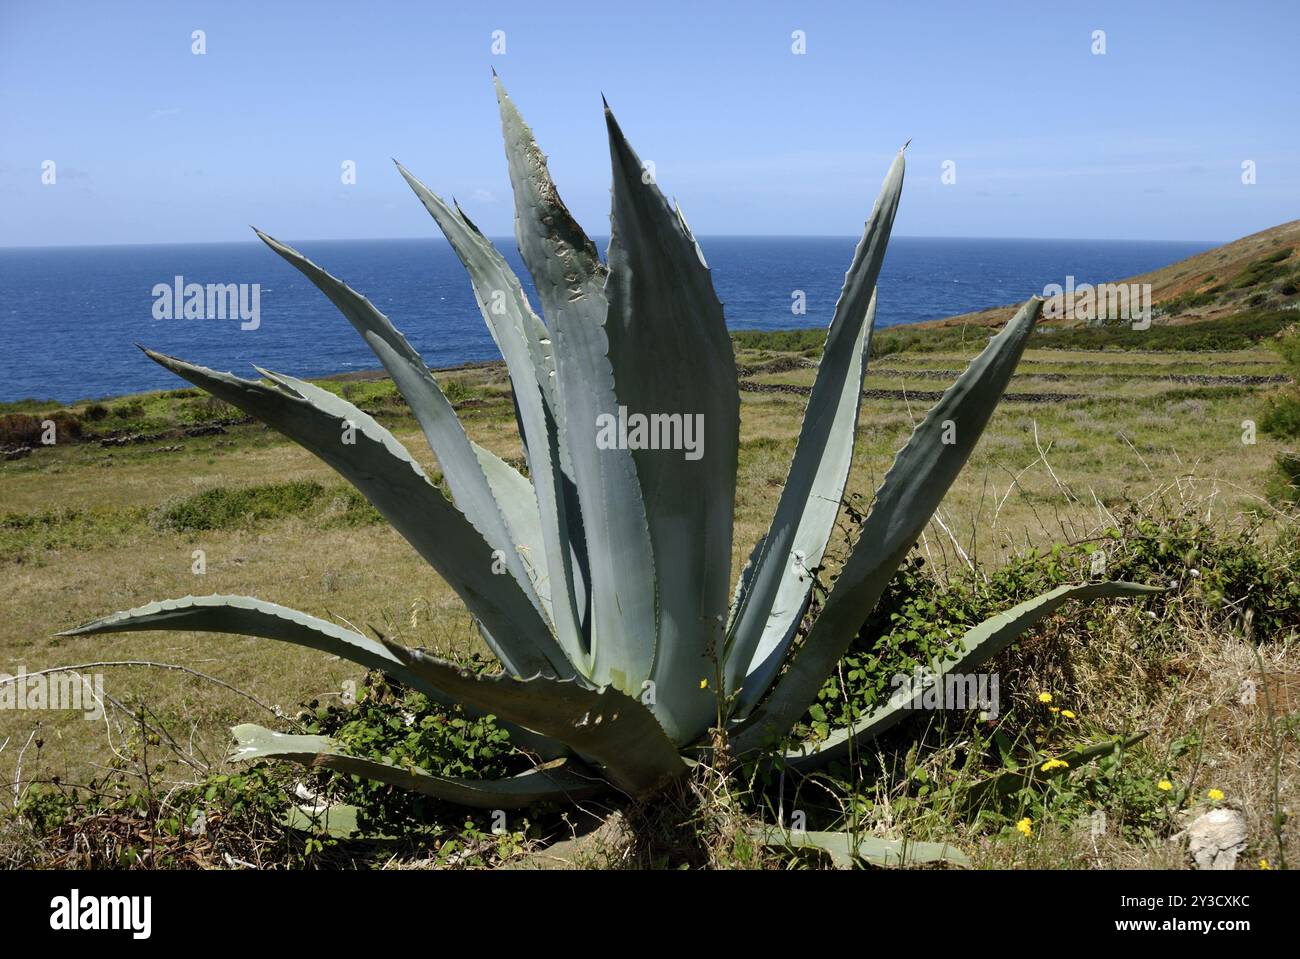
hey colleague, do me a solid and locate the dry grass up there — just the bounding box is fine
[1,340,1296,869]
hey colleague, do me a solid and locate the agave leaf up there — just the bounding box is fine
[494,74,606,315]
[138,348,570,678]
[778,582,1163,769]
[382,642,685,796]
[255,366,559,675]
[601,105,740,741]
[964,733,1148,811]
[453,199,562,482]
[283,802,366,839]
[727,533,767,632]
[547,294,659,697]
[473,446,548,598]
[391,180,555,405]
[395,164,591,666]
[230,724,604,809]
[748,827,969,869]
[493,76,606,645]
[727,153,905,710]
[263,365,555,623]
[495,81,658,697]
[728,287,876,712]
[62,594,431,689]
[253,231,550,627]
[59,594,568,759]
[247,365,569,679]
[733,297,1047,751]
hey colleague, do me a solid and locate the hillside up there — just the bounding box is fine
[920,218,1300,330]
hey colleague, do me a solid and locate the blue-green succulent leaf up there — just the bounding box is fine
[395,164,591,668]
[495,78,658,698]
[749,826,969,868]
[733,296,1045,752]
[137,348,568,677]
[727,150,905,713]
[59,594,569,758]
[382,641,684,796]
[230,724,603,808]
[781,581,1164,769]
[601,105,740,742]
[253,231,552,634]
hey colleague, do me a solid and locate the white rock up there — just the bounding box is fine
[1185,808,1248,870]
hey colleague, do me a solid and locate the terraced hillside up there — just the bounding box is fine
[921,218,1300,330]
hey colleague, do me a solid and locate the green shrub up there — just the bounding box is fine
[7,728,305,869]
[738,310,1297,358]
[1268,451,1300,504]
[0,410,81,446]
[732,328,828,353]
[1260,325,1300,442]
[177,396,240,425]
[323,487,384,527]
[1163,290,1218,314]
[1230,250,1293,290]
[804,508,1300,741]
[440,379,480,406]
[153,481,330,532]
[1271,325,1300,368]
[112,399,146,420]
[152,481,386,533]
[1261,391,1300,437]
[1047,310,1293,351]
[297,666,527,835]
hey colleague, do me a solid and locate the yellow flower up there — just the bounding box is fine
[699,678,708,690]
[1259,859,1272,870]
[1049,706,1060,714]
[1157,780,1173,792]
[1061,709,1077,719]
[1040,758,1070,772]
[1015,817,1033,838]
[1207,788,1225,802]
[1037,692,1053,704]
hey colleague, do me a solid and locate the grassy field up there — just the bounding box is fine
[2,315,1297,869]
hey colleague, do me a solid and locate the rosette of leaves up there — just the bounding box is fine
[65,78,1158,809]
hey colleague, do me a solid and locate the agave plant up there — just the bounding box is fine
[64,79,1157,808]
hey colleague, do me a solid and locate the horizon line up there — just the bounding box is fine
[0,232,1226,252]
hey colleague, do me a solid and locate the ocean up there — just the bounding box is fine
[0,236,1213,403]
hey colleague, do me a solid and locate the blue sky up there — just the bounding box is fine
[2,0,1296,246]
